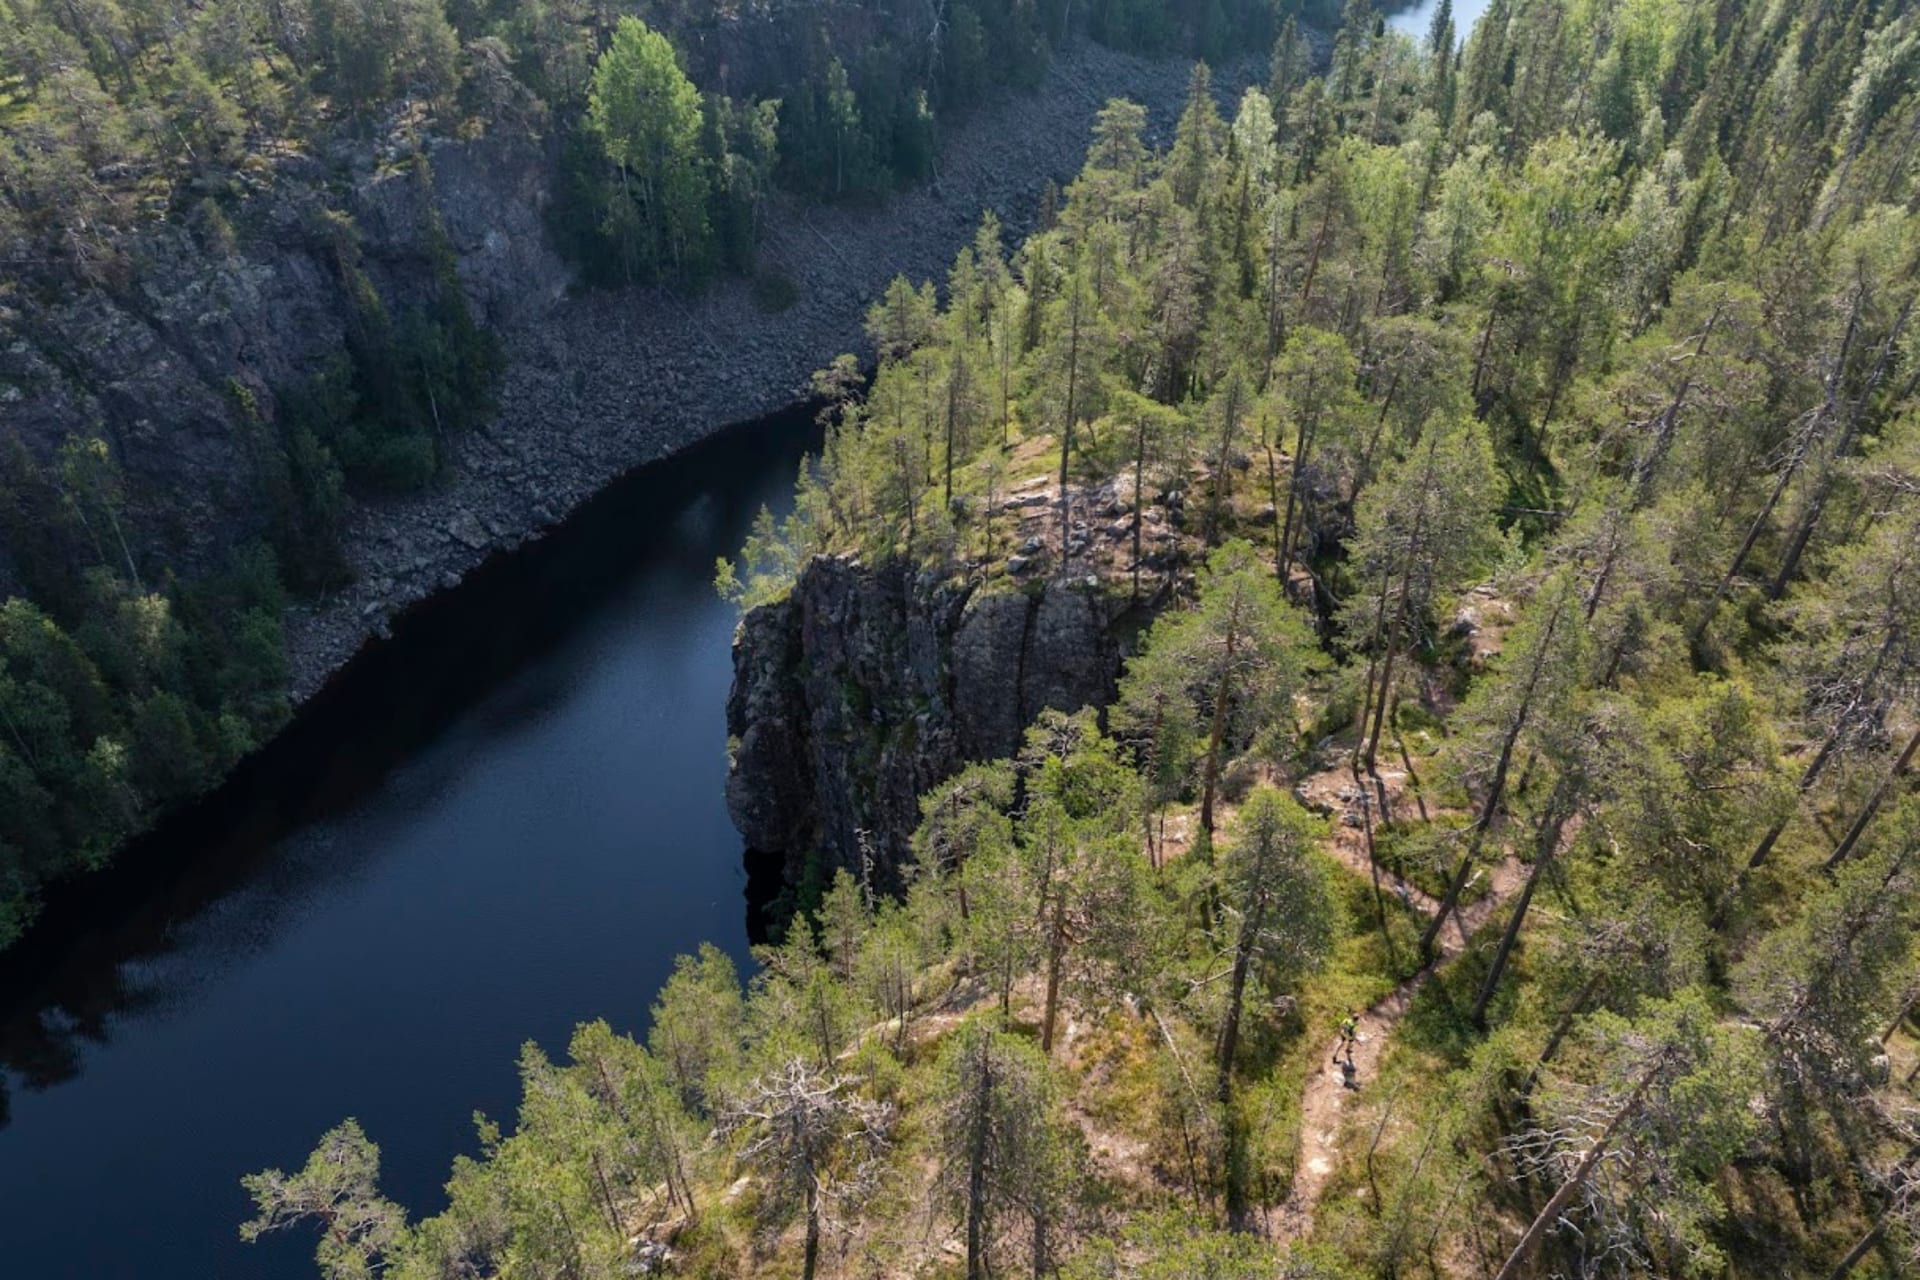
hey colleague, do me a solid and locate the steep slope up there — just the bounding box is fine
[287,41,1271,699]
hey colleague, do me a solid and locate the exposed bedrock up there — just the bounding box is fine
[726,550,1154,887]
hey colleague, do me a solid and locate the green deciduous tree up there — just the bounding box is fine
[588,16,710,280]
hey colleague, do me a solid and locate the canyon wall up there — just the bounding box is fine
[726,554,1144,884]
[2,39,1274,703]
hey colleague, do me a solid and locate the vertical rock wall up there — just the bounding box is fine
[725,555,1141,885]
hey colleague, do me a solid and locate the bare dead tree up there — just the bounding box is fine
[720,1059,894,1280]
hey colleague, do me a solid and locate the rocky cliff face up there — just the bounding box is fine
[726,553,1152,886]
[3,39,1280,700]
[0,126,566,597]
[285,42,1268,701]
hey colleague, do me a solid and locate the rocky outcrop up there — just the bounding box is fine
[3,35,1291,699]
[726,554,1144,884]
[0,126,567,598]
[283,41,1274,701]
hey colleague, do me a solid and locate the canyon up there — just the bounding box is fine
[2,39,1280,704]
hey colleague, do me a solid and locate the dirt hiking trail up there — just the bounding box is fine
[1273,757,1529,1240]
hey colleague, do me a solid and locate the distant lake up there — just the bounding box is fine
[1386,0,1493,46]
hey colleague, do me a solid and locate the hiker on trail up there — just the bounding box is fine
[1336,1010,1360,1066]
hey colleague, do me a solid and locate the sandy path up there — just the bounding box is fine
[1271,760,1528,1240]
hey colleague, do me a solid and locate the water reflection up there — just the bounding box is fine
[1384,0,1492,42]
[0,408,817,1094]
[0,405,818,1278]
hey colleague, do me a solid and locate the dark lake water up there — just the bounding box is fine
[0,406,818,1278]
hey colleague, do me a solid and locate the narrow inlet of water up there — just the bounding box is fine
[0,403,820,1279]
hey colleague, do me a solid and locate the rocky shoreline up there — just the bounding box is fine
[284,39,1278,703]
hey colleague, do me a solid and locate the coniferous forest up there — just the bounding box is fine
[0,0,1307,947]
[235,0,1920,1277]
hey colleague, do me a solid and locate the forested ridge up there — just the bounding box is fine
[0,0,1305,949]
[248,0,1920,1276]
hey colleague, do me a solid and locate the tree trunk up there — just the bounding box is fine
[1299,181,1338,311]
[1359,370,1399,487]
[1630,302,1722,508]
[1266,444,1285,583]
[1689,287,1867,636]
[1473,791,1573,1026]
[1058,290,1083,559]
[945,354,965,508]
[1493,1059,1664,1280]
[1041,892,1067,1055]
[1422,827,1484,962]
[1199,590,1245,837]
[1581,514,1623,622]
[1200,664,1235,838]
[1133,412,1149,600]
[1264,208,1286,363]
[1362,626,1400,774]
[1207,379,1242,545]
[1358,763,1390,934]
[803,1175,822,1280]
[1363,543,1424,772]
[1144,706,1164,869]
[1824,1220,1886,1280]
[965,1042,993,1280]
[1881,987,1918,1045]
[1690,441,1806,650]
[1352,568,1394,769]
[588,1152,625,1235]
[105,507,142,593]
[1421,597,1564,957]
[1278,414,1319,582]
[1215,902,1264,1102]
[897,438,917,559]
[998,327,1011,448]
[1522,970,1604,1100]
[639,1072,696,1218]
[1769,294,1913,598]
[1471,299,1499,402]
[1768,475,1834,600]
[1746,725,1846,871]
[1824,725,1920,871]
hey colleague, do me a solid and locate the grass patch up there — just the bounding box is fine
[1332,863,1433,987]
[1395,915,1506,1068]
[1374,816,1489,907]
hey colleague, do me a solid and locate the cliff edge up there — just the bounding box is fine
[726,556,1138,885]
[726,462,1204,887]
